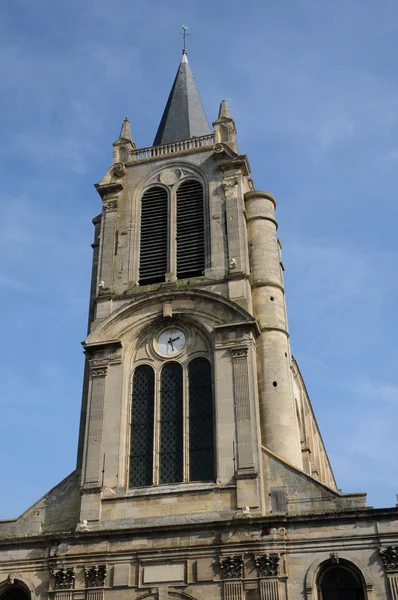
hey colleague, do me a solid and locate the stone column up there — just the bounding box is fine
[260,580,280,600]
[97,196,118,293]
[387,575,398,599]
[231,347,255,473]
[82,364,108,488]
[220,556,244,600]
[224,582,243,600]
[245,189,302,469]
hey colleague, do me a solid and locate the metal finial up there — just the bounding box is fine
[180,25,190,53]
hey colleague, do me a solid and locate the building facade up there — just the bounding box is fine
[1,50,398,600]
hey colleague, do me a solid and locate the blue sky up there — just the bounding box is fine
[1,0,398,518]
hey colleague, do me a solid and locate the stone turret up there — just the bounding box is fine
[245,190,302,468]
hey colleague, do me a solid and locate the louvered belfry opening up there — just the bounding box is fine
[139,186,168,285]
[176,179,205,279]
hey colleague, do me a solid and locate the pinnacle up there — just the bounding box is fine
[218,100,231,119]
[119,116,133,141]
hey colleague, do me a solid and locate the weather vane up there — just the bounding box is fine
[181,25,190,53]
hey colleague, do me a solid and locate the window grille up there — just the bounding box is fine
[176,180,205,279]
[319,566,364,600]
[139,186,168,285]
[129,365,154,487]
[159,362,183,484]
[188,358,214,481]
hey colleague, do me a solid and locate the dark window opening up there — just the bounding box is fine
[139,186,168,285]
[159,362,183,484]
[188,358,214,481]
[318,565,364,600]
[129,365,155,487]
[1,589,30,600]
[176,179,205,279]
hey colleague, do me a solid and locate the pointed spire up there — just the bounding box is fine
[213,99,238,154]
[218,100,231,119]
[119,116,133,141]
[112,116,136,164]
[153,52,211,146]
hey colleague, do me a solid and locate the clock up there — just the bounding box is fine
[157,328,186,356]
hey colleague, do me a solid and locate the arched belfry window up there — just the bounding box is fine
[128,329,214,488]
[139,186,168,285]
[318,564,364,600]
[176,179,205,279]
[138,178,206,286]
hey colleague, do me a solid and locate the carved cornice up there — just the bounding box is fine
[85,565,107,587]
[103,199,118,212]
[95,182,124,199]
[254,554,280,577]
[219,555,244,579]
[52,567,75,590]
[91,367,108,377]
[231,347,249,359]
[216,155,251,176]
[380,546,398,572]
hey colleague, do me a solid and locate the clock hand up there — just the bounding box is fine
[168,337,174,352]
[171,336,180,343]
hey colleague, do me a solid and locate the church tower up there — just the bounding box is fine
[2,49,397,600]
[76,49,337,527]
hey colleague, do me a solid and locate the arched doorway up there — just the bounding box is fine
[318,564,364,600]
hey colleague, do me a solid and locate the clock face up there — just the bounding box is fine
[157,328,186,356]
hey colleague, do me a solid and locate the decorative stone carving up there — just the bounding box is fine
[219,555,244,579]
[91,367,108,377]
[380,546,398,572]
[85,565,107,587]
[254,554,280,577]
[112,163,126,179]
[76,519,89,532]
[222,177,239,200]
[103,199,118,212]
[213,143,224,153]
[52,567,75,590]
[231,347,249,358]
[159,168,181,185]
[330,553,339,564]
[7,574,17,585]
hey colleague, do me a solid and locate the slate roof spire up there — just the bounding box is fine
[153,51,211,146]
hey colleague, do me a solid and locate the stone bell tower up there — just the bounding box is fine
[4,48,396,600]
[75,49,337,528]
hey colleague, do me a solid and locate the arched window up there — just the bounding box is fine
[176,180,205,279]
[139,186,168,285]
[159,362,183,484]
[188,358,214,481]
[0,587,30,600]
[129,365,155,487]
[129,330,215,488]
[318,565,364,600]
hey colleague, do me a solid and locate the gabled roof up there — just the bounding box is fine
[153,51,211,146]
